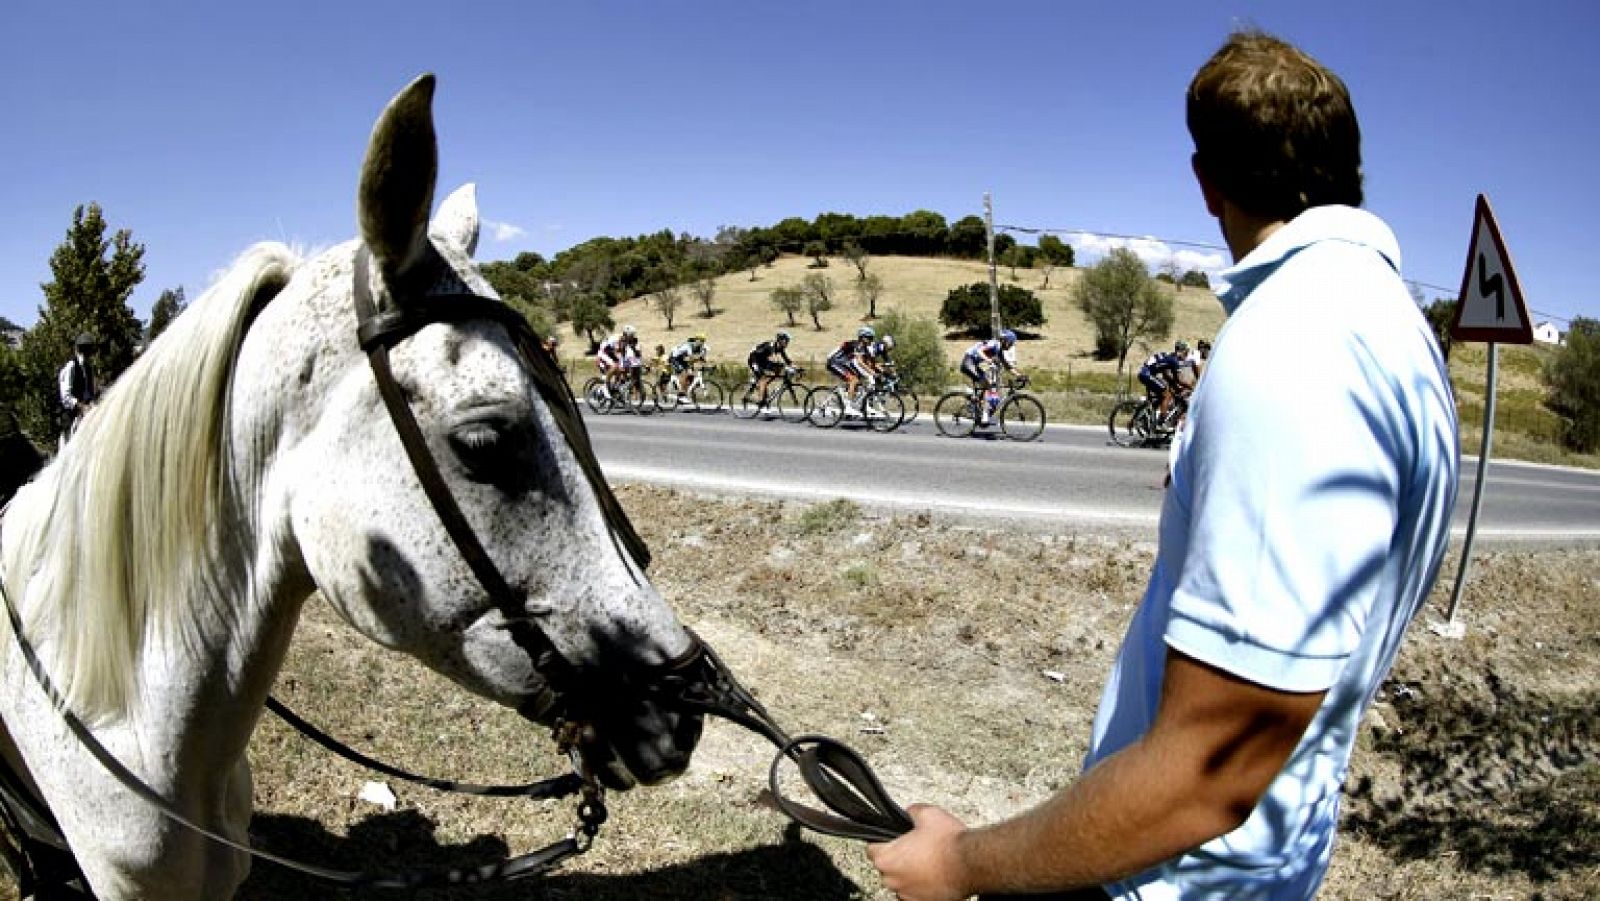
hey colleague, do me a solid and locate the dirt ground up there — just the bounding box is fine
[4,485,1596,899]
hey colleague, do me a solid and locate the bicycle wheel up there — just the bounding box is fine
[775,384,806,422]
[865,389,905,433]
[1000,393,1046,442]
[617,381,649,415]
[734,384,763,419]
[582,377,610,414]
[897,390,921,426]
[934,391,979,438]
[809,387,845,429]
[1108,400,1151,447]
[689,380,725,413]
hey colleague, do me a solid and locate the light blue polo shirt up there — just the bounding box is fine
[1086,206,1460,899]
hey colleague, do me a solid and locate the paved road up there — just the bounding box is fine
[584,410,1600,547]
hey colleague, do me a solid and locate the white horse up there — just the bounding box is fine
[0,74,703,900]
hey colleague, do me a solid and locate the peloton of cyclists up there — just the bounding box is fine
[961,329,1021,426]
[595,324,643,398]
[746,330,795,413]
[667,333,710,400]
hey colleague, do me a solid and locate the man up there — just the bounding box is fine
[868,29,1458,900]
[746,330,794,411]
[58,332,100,441]
[960,330,1019,426]
[1137,341,1188,425]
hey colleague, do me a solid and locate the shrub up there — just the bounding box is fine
[938,283,1045,335]
[876,307,949,392]
[797,498,861,535]
[1546,317,1600,452]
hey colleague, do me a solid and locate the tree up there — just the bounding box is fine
[1423,298,1457,361]
[1160,258,1184,292]
[1071,248,1173,377]
[1180,269,1211,290]
[569,294,614,352]
[999,244,1034,280]
[855,272,885,320]
[842,240,871,282]
[1545,317,1600,452]
[800,272,835,330]
[690,268,718,319]
[651,283,684,330]
[804,240,829,268]
[946,216,988,260]
[939,283,1046,335]
[147,286,187,344]
[770,285,803,327]
[15,203,146,439]
[1036,235,1074,289]
[876,308,948,392]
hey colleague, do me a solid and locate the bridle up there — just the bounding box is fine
[0,243,922,894]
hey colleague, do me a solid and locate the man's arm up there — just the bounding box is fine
[867,648,1324,901]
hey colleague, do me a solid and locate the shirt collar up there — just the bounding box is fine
[1211,205,1402,316]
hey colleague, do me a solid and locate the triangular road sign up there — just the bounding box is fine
[1451,194,1532,343]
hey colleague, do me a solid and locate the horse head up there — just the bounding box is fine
[235,75,701,789]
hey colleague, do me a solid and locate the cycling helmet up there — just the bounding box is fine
[1174,340,1190,354]
[857,326,875,340]
[1198,339,1212,353]
[881,335,895,350]
[775,330,791,343]
[1000,329,1017,344]
[621,324,637,338]
[692,333,707,344]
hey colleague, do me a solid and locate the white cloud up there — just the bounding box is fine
[485,219,528,242]
[1068,233,1226,277]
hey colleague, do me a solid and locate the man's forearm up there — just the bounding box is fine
[955,736,1244,895]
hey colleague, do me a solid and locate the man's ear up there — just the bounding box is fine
[1192,153,1227,219]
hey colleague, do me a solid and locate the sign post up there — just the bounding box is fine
[1442,194,1532,631]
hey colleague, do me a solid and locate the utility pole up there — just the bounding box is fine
[984,192,1001,338]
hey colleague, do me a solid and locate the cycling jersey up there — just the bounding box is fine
[1139,352,1183,377]
[748,340,791,374]
[964,339,1002,363]
[826,339,870,381]
[669,341,706,372]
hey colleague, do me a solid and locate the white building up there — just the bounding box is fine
[1533,321,1562,345]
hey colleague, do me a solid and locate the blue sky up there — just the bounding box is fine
[4,0,1596,332]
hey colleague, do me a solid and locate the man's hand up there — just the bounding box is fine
[866,804,971,901]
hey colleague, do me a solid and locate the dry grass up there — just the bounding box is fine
[5,486,1586,900]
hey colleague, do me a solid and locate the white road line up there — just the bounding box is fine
[603,463,1162,525]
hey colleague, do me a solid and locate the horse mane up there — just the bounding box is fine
[1,243,300,722]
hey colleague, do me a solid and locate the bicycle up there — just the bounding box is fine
[874,366,921,427]
[805,381,905,433]
[933,374,1045,441]
[582,365,649,415]
[658,364,727,413]
[1107,390,1189,449]
[736,366,808,422]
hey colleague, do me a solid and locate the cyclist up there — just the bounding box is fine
[596,325,641,397]
[650,343,671,394]
[746,330,794,410]
[961,329,1019,425]
[540,333,561,361]
[826,326,877,414]
[1137,340,1189,424]
[668,333,710,400]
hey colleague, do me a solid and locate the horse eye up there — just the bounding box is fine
[448,422,509,479]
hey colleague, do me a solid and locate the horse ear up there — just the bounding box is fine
[431,183,480,258]
[358,73,438,282]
